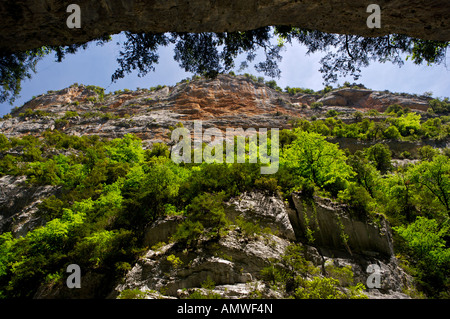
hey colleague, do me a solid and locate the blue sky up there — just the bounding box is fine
[1,33,449,116]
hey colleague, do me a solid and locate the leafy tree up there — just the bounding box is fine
[275,27,448,84]
[0,48,50,103]
[409,155,450,216]
[1,36,110,104]
[146,142,170,159]
[365,143,392,174]
[281,130,354,193]
[172,192,229,246]
[112,28,283,81]
[381,169,418,224]
[428,98,450,114]
[338,182,373,217]
[383,125,402,140]
[418,145,440,161]
[106,133,144,164]
[393,113,422,137]
[1,27,447,103]
[394,217,450,297]
[347,150,380,197]
[385,104,404,115]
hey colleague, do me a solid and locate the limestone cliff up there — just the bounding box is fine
[0,74,433,144]
[0,75,433,299]
[112,191,411,299]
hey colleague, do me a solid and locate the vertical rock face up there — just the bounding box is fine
[110,191,411,299]
[290,192,394,257]
[225,191,296,241]
[1,0,449,52]
[114,232,292,298]
[143,215,185,247]
[0,175,60,237]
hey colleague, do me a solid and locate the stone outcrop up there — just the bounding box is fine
[1,1,449,53]
[0,75,435,146]
[290,192,394,257]
[318,88,430,112]
[225,191,296,241]
[113,231,291,298]
[143,215,185,248]
[0,175,60,237]
[111,191,411,299]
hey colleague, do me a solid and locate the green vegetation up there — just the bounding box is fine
[18,109,52,118]
[0,108,449,298]
[260,244,367,299]
[85,85,105,101]
[289,110,450,141]
[428,98,450,115]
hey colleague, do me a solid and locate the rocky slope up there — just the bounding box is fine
[0,75,433,299]
[111,191,411,299]
[0,74,432,145]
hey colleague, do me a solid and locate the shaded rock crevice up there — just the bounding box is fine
[289,192,394,257]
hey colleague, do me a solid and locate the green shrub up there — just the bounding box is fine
[234,216,262,237]
[310,102,323,110]
[0,133,11,150]
[54,118,69,129]
[294,277,345,299]
[325,109,339,118]
[62,111,79,119]
[428,98,450,114]
[418,145,439,161]
[353,111,363,121]
[85,85,105,101]
[254,176,279,194]
[146,142,170,159]
[167,254,183,269]
[172,192,229,246]
[365,143,392,174]
[399,151,412,159]
[393,113,422,137]
[338,182,373,217]
[383,125,402,140]
[106,134,144,163]
[265,80,282,91]
[118,289,148,299]
[394,217,450,297]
